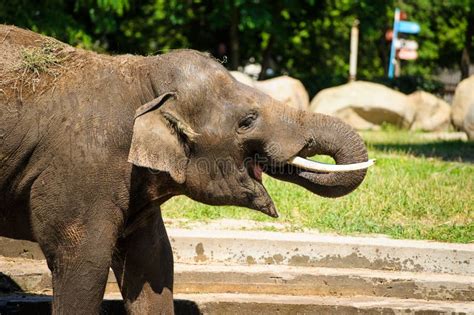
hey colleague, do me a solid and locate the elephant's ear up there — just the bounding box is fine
[128,92,188,184]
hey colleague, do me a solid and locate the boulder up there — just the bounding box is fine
[254,76,310,110]
[408,91,451,131]
[230,71,255,87]
[310,81,415,129]
[452,76,474,139]
[464,103,474,140]
[335,108,380,130]
[230,73,310,110]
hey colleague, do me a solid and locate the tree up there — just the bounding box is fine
[1,0,472,95]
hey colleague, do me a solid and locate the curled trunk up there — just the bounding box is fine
[269,113,369,198]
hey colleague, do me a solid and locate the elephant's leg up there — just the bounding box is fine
[42,214,120,315]
[50,246,113,313]
[31,186,122,315]
[112,208,174,315]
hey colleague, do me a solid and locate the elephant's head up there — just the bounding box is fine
[128,50,373,217]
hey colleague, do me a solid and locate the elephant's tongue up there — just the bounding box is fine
[253,163,263,182]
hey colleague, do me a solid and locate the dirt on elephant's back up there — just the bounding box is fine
[0,25,141,101]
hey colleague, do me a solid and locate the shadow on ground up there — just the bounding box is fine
[0,296,201,315]
[0,272,22,294]
[373,141,474,163]
[0,273,200,315]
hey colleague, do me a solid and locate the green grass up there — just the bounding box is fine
[162,130,474,243]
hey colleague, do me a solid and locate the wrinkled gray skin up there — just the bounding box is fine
[0,32,368,314]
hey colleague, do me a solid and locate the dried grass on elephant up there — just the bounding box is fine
[0,27,73,100]
[0,25,138,102]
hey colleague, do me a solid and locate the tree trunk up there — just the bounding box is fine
[258,35,274,80]
[229,3,240,70]
[461,9,473,79]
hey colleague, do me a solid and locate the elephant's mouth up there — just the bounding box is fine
[249,160,263,183]
[244,159,279,218]
[244,145,374,218]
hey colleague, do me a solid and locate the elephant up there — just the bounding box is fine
[0,25,372,314]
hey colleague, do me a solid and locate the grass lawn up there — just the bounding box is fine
[162,130,473,243]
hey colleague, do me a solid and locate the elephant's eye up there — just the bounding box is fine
[238,112,258,131]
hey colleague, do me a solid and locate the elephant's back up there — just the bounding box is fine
[0,25,145,106]
[0,25,104,102]
[0,25,142,192]
[0,26,72,174]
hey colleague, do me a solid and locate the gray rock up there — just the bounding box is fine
[230,71,255,87]
[230,73,310,110]
[408,91,451,132]
[310,81,415,129]
[464,101,474,140]
[452,76,474,139]
[254,76,310,110]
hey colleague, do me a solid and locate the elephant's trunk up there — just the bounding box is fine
[268,112,370,198]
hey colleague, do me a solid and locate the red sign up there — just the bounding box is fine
[398,48,418,60]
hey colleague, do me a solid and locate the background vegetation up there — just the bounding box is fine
[1,0,473,95]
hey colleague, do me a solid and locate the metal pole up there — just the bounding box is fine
[349,19,359,82]
[388,8,400,79]
[395,57,401,77]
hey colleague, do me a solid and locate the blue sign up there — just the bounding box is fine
[398,21,420,34]
[388,8,420,78]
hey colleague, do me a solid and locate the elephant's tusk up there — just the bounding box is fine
[288,157,375,173]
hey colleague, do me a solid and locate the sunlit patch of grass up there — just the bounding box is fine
[162,130,474,243]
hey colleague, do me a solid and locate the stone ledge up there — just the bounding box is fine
[1,257,473,302]
[1,228,472,274]
[1,293,473,315]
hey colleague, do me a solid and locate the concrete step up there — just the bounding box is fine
[173,293,474,315]
[2,230,472,275]
[2,256,473,302]
[168,229,474,275]
[172,264,474,301]
[1,293,473,315]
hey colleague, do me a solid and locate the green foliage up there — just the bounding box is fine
[0,0,474,94]
[376,75,445,94]
[1,1,472,95]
